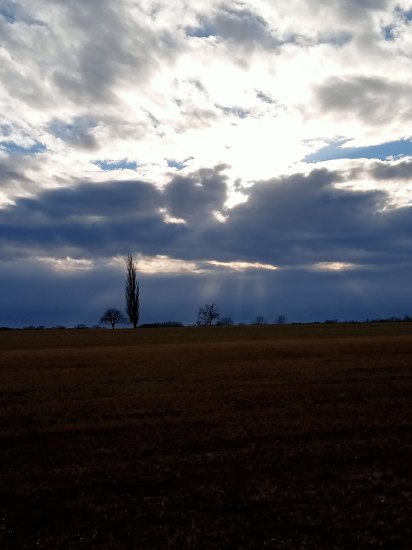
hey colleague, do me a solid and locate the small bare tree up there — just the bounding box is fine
[100,308,126,329]
[254,315,267,325]
[198,304,220,326]
[125,254,140,328]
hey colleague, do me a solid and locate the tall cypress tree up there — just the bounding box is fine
[125,254,139,328]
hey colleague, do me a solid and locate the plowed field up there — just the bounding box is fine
[1,324,411,548]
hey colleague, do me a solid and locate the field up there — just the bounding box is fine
[1,324,411,549]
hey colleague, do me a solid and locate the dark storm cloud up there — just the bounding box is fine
[1,164,412,272]
[163,164,229,224]
[0,166,229,259]
[316,76,412,125]
[0,178,172,259]
[3,180,161,220]
[207,169,394,266]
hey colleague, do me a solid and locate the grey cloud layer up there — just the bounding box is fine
[0,153,44,198]
[188,4,280,49]
[370,159,412,180]
[187,2,359,51]
[163,165,228,223]
[316,76,412,125]
[1,164,411,269]
[1,0,181,109]
[1,0,410,159]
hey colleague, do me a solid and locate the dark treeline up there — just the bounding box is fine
[2,315,412,331]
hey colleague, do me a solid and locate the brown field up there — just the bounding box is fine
[1,324,411,549]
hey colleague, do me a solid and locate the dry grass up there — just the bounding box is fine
[1,324,411,548]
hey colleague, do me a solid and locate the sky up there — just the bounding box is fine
[1,0,412,327]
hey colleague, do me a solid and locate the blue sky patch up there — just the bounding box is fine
[167,159,187,170]
[0,141,46,155]
[395,6,412,22]
[305,139,412,163]
[185,22,215,38]
[0,3,17,23]
[0,2,45,26]
[382,7,412,41]
[382,24,396,41]
[93,159,138,171]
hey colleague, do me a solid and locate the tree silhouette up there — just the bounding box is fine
[125,254,140,328]
[198,304,220,326]
[100,308,127,329]
[254,315,267,325]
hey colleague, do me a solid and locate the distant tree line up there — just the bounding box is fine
[140,322,184,328]
[3,314,412,331]
[196,307,288,327]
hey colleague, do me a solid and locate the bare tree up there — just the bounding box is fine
[277,314,286,325]
[254,315,267,325]
[100,308,127,329]
[198,304,220,326]
[125,254,140,328]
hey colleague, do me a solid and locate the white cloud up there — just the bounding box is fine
[38,256,94,272]
[314,261,358,272]
[208,260,278,271]
[0,0,409,203]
